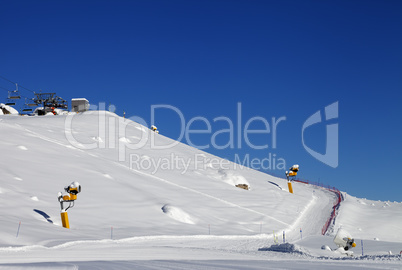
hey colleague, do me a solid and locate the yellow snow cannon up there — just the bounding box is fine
[334,228,356,252]
[151,125,159,133]
[58,182,82,228]
[285,164,299,194]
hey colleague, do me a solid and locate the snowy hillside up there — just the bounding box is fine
[0,111,401,269]
[334,194,402,243]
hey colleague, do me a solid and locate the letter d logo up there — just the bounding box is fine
[302,102,338,168]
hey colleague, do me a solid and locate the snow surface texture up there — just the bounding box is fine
[0,112,401,269]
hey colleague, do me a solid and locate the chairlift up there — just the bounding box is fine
[6,91,19,105]
[24,98,37,107]
[8,92,21,99]
[8,84,21,100]
[5,101,16,106]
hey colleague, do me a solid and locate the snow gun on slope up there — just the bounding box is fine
[57,182,81,228]
[334,228,356,255]
[285,164,299,194]
[151,125,159,134]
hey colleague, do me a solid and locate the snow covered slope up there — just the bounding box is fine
[0,111,334,246]
[334,193,402,243]
[0,111,400,269]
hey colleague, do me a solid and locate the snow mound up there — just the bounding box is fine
[0,104,18,115]
[161,204,197,224]
[119,137,131,143]
[357,199,366,205]
[92,136,103,143]
[17,145,28,151]
[103,173,113,180]
[321,245,331,251]
[218,169,250,187]
[259,243,305,255]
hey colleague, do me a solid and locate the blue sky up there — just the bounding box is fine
[1,0,401,201]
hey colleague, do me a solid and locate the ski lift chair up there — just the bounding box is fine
[8,83,21,100]
[27,99,37,107]
[22,98,36,112]
[5,89,21,106]
[8,91,21,99]
[5,100,16,106]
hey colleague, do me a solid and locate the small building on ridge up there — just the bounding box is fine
[71,98,89,112]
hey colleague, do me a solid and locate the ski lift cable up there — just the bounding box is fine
[0,86,11,92]
[0,75,15,84]
[0,81,36,103]
[17,84,35,94]
[0,86,31,101]
[0,75,35,94]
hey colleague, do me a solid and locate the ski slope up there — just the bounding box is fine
[0,111,400,269]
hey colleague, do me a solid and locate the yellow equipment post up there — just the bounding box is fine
[60,210,70,229]
[287,181,293,194]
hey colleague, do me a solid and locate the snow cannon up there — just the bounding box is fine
[151,125,159,134]
[57,182,82,229]
[334,228,356,252]
[287,165,299,177]
[285,164,299,194]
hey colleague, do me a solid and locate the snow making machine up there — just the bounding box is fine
[151,125,159,134]
[57,182,82,228]
[285,164,299,194]
[334,228,356,252]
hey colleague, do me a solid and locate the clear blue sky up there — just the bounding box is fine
[1,0,401,201]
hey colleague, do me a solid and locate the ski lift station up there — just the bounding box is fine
[0,75,90,115]
[71,98,89,112]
